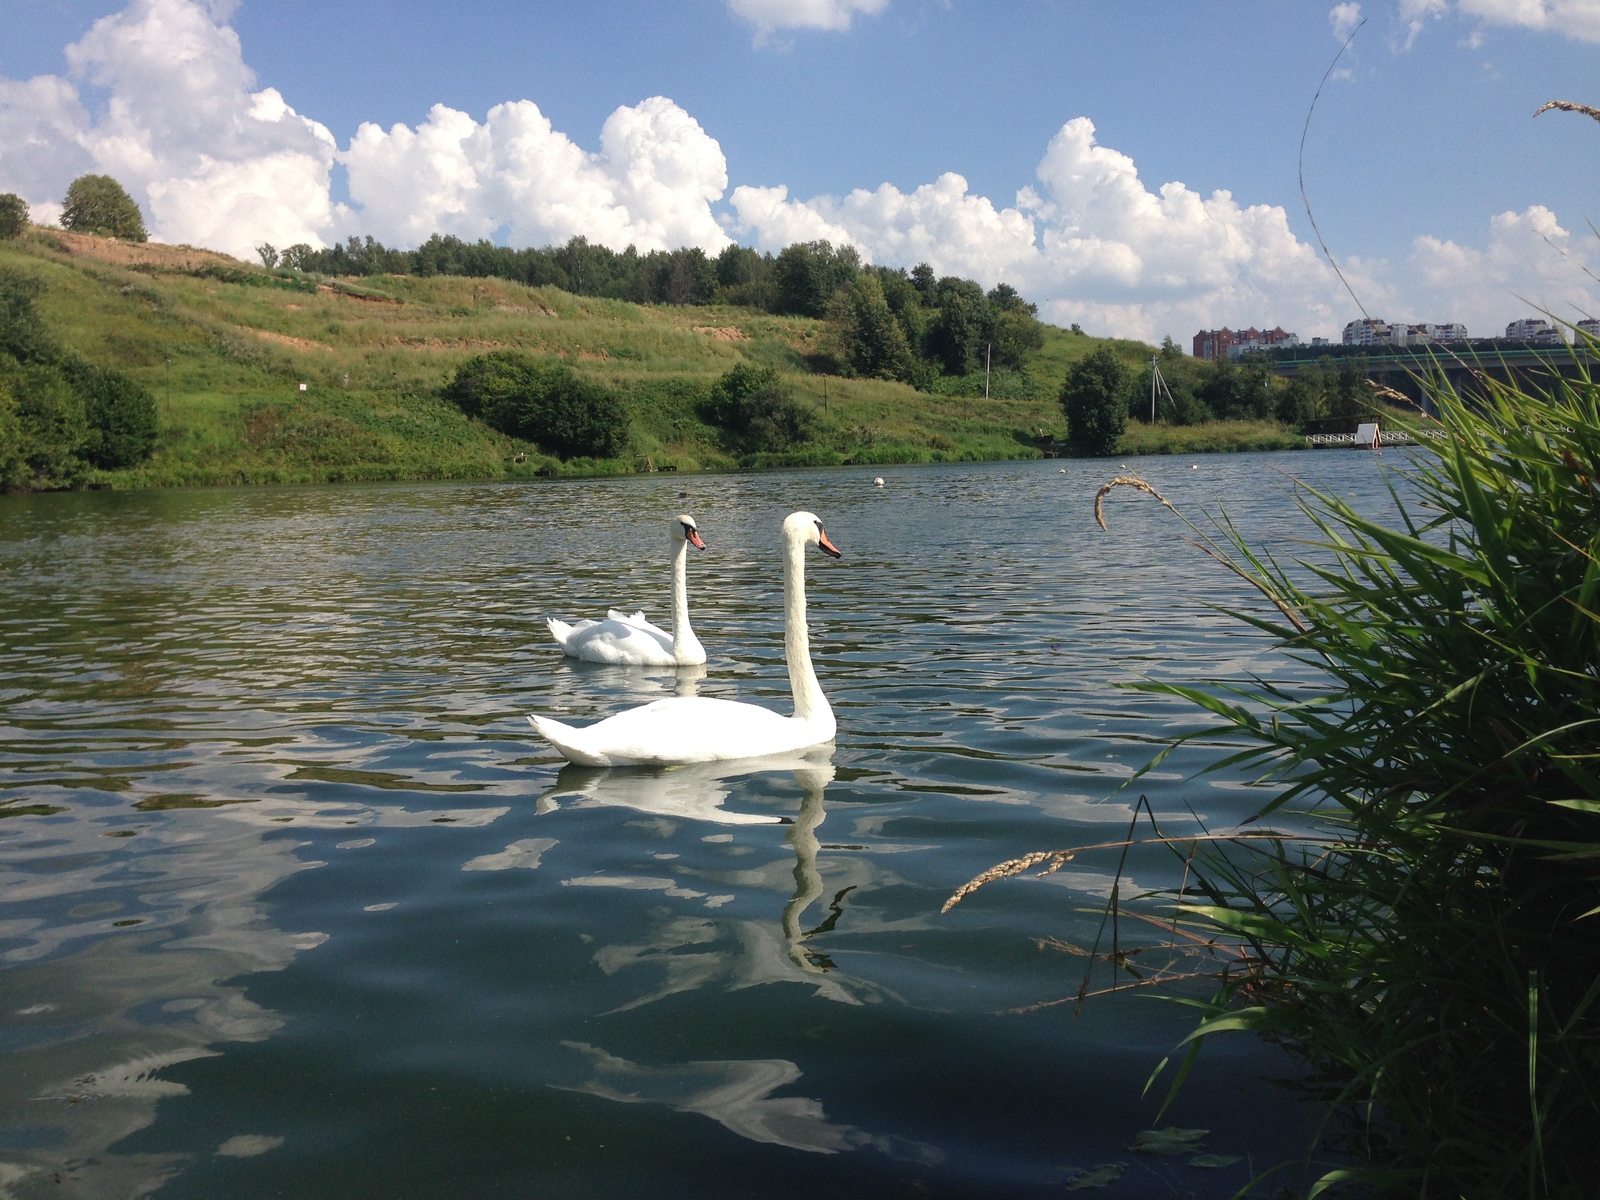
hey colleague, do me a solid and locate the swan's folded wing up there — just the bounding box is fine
[564,617,675,665]
[607,608,650,626]
[548,616,603,651]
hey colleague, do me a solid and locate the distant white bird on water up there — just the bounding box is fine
[874,477,884,487]
[530,512,843,766]
[546,514,707,667]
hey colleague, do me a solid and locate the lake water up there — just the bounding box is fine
[0,450,1400,1198]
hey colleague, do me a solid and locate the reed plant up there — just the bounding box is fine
[950,367,1600,1196]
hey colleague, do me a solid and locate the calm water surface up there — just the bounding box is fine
[0,452,1401,1198]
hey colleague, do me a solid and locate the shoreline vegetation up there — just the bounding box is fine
[951,369,1600,1194]
[2,225,1349,493]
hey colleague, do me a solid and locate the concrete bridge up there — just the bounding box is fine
[1260,342,1599,404]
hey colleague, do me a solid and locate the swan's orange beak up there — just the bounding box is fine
[816,528,842,559]
[686,527,706,550]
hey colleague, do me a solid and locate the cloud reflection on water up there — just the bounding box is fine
[559,1041,941,1164]
[0,792,498,1198]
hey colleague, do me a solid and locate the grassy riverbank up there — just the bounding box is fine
[1,229,1300,488]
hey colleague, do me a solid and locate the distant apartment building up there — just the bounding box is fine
[1192,326,1300,359]
[1343,318,1467,346]
[1342,318,1391,346]
[1392,322,1469,346]
[1577,318,1600,340]
[1506,318,1564,344]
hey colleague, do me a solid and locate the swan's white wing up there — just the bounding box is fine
[529,698,831,766]
[553,616,676,666]
[606,608,675,643]
[547,617,600,650]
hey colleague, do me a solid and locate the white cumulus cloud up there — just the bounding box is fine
[732,116,1343,343]
[1398,0,1600,43]
[0,0,732,258]
[1331,2,1365,38]
[728,0,890,38]
[1405,205,1600,330]
[0,0,339,257]
[342,96,731,253]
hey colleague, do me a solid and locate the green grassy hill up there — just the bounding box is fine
[0,229,1289,488]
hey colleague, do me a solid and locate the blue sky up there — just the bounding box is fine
[4,0,1599,343]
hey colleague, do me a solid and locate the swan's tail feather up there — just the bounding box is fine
[527,714,610,767]
[546,617,575,650]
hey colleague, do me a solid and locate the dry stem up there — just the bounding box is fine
[1536,99,1600,123]
[1093,475,1176,531]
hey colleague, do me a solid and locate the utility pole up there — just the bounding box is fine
[984,342,992,400]
[1149,355,1175,422]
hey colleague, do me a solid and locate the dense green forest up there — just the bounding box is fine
[266,234,1048,393]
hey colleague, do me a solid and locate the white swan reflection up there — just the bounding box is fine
[555,755,898,1007]
[535,747,831,826]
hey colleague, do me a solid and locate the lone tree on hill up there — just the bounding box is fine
[0,194,28,239]
[1060,347,1131,455]
[61,175,147,242]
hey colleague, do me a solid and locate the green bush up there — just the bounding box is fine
[0,270,158,488]
[444,351,628,460]
[0,272,55,364]
[700,363,815,454]
[61,175,147,242]
[0,358,89,490]
[62,355,157,468]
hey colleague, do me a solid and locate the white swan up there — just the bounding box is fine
[529,511,842,766]
[546,514,707,666]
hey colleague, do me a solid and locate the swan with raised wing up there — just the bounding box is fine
[546,514,707,666]
[529,512,841,766]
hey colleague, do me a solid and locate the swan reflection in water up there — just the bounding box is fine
[540,751,890,1000]
[550,760,932,1165]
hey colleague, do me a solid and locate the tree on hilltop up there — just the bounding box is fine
[1060,347,1131,455]
[61,175,147,242]
[833,272,913,381]
[0,195,28,240]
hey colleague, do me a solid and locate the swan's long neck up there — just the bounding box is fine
[670,536,699,661]
[783,536,832,726]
